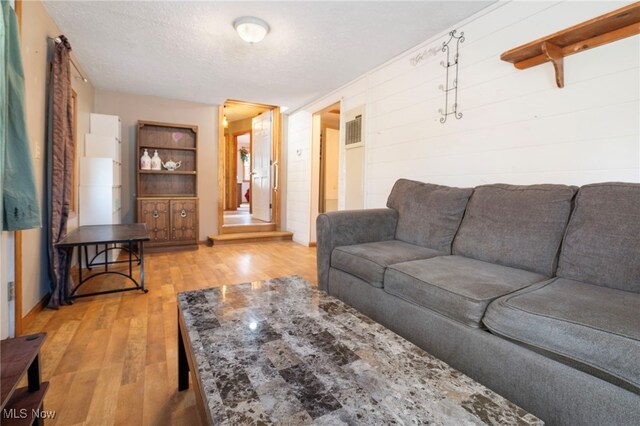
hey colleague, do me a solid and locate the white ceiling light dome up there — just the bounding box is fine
[233,17,270,43]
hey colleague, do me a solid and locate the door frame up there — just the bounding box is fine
[310,100,342,244]
[14,0,23,337]
[217,100,282,235]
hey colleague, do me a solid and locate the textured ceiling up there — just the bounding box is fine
[43,1,493,110]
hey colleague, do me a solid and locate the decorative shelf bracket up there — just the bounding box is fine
[501,3,640,88]
[541,41,564,88]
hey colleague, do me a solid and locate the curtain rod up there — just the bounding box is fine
[47,36,88,83]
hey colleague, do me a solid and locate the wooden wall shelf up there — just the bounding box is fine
[501,2,640,88]
[140,145,197,152]
[139,170,196,175]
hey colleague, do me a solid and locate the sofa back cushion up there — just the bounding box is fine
[557,183,640,292]
[453,184,577,276]
[386,179,473,253]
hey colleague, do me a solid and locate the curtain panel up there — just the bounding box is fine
[1,0,41,231]
[47,35,75,308]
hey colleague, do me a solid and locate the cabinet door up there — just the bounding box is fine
[139,200,170,243]
[170,200,197,242]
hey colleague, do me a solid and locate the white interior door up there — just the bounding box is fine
[251,110,272,222]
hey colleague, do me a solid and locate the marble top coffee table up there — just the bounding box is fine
[177,276,542,425]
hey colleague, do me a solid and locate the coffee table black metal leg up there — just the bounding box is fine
[139,241,148,293]
[65,246,76,304]
[178,312,190,391]
[84,246,91,270]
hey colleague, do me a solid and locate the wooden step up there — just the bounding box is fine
[208,231,293,245]
[221,223,276,234]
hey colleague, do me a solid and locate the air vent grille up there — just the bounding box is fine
[345,115,362,146]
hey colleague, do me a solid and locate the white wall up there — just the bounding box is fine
[286,111,313,244]
[94,90,219,241]
[0,234,14,339]
[286,1,640,244]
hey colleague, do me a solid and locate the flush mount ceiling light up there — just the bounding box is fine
[233,17,270,43]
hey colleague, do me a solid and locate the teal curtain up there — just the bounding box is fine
[1,0,41,231]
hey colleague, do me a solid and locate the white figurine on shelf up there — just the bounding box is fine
[140,149,151,170]
[151,150,162,170]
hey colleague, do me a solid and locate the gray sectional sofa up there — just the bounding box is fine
[317,180,640,425]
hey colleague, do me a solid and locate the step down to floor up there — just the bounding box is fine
[221,223,276,234]
[208,231,293,245]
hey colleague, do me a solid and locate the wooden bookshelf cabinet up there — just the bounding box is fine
[136,121,199,251]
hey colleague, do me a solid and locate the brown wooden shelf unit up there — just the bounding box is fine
[1,333,49,426]
[139,170,197,175]
[137,121,199,251]
[501,2,640,88]
[140,145,197,152]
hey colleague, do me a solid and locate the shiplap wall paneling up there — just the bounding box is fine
[286,1,639,242]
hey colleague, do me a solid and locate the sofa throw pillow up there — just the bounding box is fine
[557,182,640,293]
[386,179,473,253]
[453,184,578,276]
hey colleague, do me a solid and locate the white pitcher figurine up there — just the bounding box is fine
[162,159,182,171]
[140,149,151,170]
[150,150,162,170]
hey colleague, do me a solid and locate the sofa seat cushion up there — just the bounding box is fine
[331,240,443,288]
[384,256,547,328]
[484,278,640,393]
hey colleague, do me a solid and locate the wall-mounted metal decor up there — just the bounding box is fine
[438,30,465,124]
[409,46,440,66]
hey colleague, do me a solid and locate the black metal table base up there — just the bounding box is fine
[66,240,147,302]
[84,244,141,271]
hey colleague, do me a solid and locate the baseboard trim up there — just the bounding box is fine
[21,293,50,334]
[308,242,317,247]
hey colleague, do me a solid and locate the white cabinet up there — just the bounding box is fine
[90,114,121,140]
[80,157,112,187]
[85,134,120,162]
[79,114,123,263]
[80,133,122,226]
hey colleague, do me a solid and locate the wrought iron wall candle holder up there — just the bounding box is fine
[438,30,465,124]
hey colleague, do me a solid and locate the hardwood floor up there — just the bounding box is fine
[23,241,317,425]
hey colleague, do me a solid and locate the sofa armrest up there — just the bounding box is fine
[316,208,398,292]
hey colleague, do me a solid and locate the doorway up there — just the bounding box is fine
[310,101,341,243]
[225,131,252,225]
[319,112,340,214]
[217,100,282,235]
